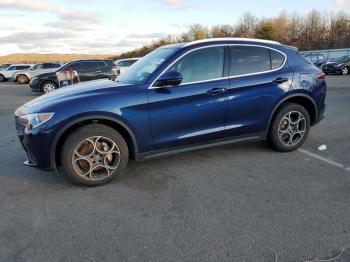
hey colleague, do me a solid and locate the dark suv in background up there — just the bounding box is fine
[29,59,117,93]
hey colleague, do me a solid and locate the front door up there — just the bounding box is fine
[148,46,229,150]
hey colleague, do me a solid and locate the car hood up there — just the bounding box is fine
[17,79,132,115]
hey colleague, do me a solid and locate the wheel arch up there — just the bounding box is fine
[51,115,138,169]
[268,93,318,133]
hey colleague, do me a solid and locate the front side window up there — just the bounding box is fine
[65,63,82,72]
[117,47,177,84]
[230,46,285,76]
[166,46,225,84]
[32,64,43,70]
[7,66,16,71]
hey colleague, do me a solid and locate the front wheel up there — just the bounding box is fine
[0,74,5,82]
[268,103,310,152]
[42,81,57,93]
[61,124,129,186]
[341,67,349,75]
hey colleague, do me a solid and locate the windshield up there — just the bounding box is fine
[116,48,178,84]
[330,56,348,62]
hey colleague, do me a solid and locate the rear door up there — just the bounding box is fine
[148,46,229,150]
[225,45,293,138]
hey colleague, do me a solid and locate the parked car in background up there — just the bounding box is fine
[114,58,139,75]
[321,56,350,75]
[0,64,11,70]
[15,38,327,186]
[0,64,32,82]
[13,62,62,84]
[304,53,326,67]
[29,59,118,93]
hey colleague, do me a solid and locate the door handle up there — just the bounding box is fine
[206,87,227,95]
[272,77,289,84]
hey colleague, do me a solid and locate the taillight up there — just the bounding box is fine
[316,72,325,80]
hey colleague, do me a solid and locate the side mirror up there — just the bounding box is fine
[154,71,183,87]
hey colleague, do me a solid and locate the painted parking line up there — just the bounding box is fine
[298,148,350,172]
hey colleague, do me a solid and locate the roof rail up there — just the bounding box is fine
[185,38,281,46]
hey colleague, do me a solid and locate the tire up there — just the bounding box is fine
[341,67,349,75]
[41,81,57,93]
[268,103,310,152]
[61,124,129,186]
[0,74,4,82]
[17,74,29,84]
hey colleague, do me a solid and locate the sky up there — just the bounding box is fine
[0,0,348,56]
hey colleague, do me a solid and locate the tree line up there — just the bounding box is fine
[115,10,350,59]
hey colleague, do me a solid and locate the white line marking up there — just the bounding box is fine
[298,148,350,172]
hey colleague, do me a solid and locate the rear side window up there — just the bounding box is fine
[167,46,225,84]
[82,61,99,70]
[97,61,107,69]
[270,50,285,69]
[43,63,60,69]
[230,46,270,76]
[229,46,285,76]
[17,66,30,70]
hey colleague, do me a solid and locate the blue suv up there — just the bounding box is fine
[15,38,327,186]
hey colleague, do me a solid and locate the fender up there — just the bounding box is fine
[267,92,318,131]
[50,114,139,169]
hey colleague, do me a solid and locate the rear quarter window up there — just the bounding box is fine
[270,50,285,69]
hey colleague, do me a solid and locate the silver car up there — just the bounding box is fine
[114,58,139,76]
[13,62,62,84]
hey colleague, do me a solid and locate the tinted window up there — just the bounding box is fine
[66,62,82,71]
[7,66,16,70]
[167,46,224,84]
[33,64,43,70]
[82,61,99,70]
[97,61,107,68]
[230,46,270,76]
[43,63,60,69]
[270,50,285,69]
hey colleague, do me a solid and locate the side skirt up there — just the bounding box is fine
[135,132,267,161]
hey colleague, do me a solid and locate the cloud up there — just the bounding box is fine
[161,0,184,5]
[0,0,101,22]
[126,32,168,39]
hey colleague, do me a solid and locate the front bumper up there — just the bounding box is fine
[15,115,55,170]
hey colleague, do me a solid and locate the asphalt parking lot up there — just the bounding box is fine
[0,76,349,262]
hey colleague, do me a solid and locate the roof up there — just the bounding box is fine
[184,38,281,46]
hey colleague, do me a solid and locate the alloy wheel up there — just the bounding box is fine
[342,67,349,75]
[278,111,306,146]
[43,83,56,93]
[72,136,121,181]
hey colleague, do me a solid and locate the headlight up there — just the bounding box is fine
[18,113,54,130]
[29,77,39,85]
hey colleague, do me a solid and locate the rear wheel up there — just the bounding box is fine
[341,67,349,75]
[61,124,129,186]
[268,103,310,152]
[42,81,57,93]
[17,74,29,84]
